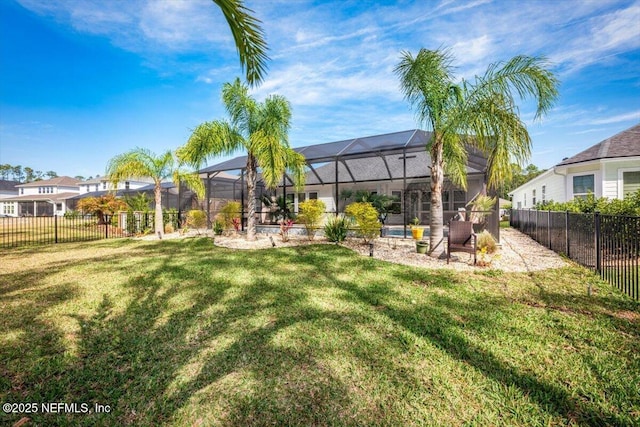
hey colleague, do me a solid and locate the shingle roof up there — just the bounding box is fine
[557,123,640,166]
[16,176,80,187]
[0,180,20,192]
[2,192,80,202]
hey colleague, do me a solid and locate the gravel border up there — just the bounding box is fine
[198,227,568,273]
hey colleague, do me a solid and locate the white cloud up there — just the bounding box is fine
[589,110,640,125]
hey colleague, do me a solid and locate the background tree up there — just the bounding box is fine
[395,48,558,257]
[106,149,205,238]
[177,78,306,240]
[45,171,58,179]
[213,0,269,86]
[77,194,127,225]
[498,163,545,199]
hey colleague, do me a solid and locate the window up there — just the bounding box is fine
[517,201,522,209]
[2,203,15,215]
[421,191,430,212]
[532,189,537,206]
[56,203,62,211]
[622,171,640,198]
[573,174,594,199]
[102,182,107,190]
[390,190,402,214]
[125,181,130,190]
[285,193,295,206]
[297,193,306,204]
[95,184,99,191]
[38,187,42,194]
[453,190,466,211]
[20,188,23,195]
[308,192,318,200]
[542,185,546,203]
[524,193,526,207]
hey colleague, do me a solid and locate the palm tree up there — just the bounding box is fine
[177,78,306,240]
[106,149,205,238]
[213,0,268,86]
[395,48,559,257]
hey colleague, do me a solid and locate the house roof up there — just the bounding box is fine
[199,129,488,184]
[0,180,20,192]
[557,123,640,166]
[2,192,80,202]
[16,176,80,188]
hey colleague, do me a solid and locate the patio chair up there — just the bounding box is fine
[447,220,477,265]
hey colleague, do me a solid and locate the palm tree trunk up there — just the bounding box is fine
[154,181,163,238]
[429,138,445,258]
[246,153,258,240]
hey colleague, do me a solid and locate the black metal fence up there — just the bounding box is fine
[511,209,640,300]
[0,211,184,249]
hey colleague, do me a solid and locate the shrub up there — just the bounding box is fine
[345,202,380,243]
[476,230,497,254]
[213,220,224,235]
[77,194,127,225]
[324,215,351,242]
[298,199,326,240]
[219,201,241,232]
[186,210,207,235]
[124,192,152,212]
[164,222,175,234]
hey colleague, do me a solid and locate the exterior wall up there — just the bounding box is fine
[510,169,555,208]
[602,157,640,199]
[510,156,640,207]
[79,180,152,194]
[0,201,18,216]
[563,163,602,200]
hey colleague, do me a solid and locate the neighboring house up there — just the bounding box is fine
[4,176,81,216]
[510,124,640,208]
[0,180,20,217]
[78,176,154,194]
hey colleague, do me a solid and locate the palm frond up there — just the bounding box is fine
[212,0,269,86]
[468,55,559,121]
[173,169,206,199]
[177,121,243,168]
[250,130,287,189]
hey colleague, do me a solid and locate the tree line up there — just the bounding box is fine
[0,164,59,182]
[0,164,100,183]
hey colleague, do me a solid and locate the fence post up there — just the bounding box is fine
[547,209,551,249]
[595,211,601,275]
[565,210,570,258]
[55,214,58,244]
[105,215,109,239]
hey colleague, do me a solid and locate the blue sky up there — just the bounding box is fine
[1,0,639,179]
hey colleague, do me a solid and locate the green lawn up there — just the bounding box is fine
[1,238,639,426]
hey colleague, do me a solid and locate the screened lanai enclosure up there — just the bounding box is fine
[198,129,500,240]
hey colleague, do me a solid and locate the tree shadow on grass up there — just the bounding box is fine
[2,241,384,426]
[331,263,637,426]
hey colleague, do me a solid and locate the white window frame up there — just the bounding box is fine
[618,166,640,199]
[571,174,595,200]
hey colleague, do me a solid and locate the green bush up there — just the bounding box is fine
[298,199,326,240]
[186,210,207,235]
[324,215,351,242]
[476,230,497,254]
[345,202,380,243]
[536,190,640,216]
[213,220,224,235]
[219,201,241,232]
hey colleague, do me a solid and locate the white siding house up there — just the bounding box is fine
[6,176,81,216]
[510,124,640,207]
[79,177,154,194]
[0,180,20,217]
